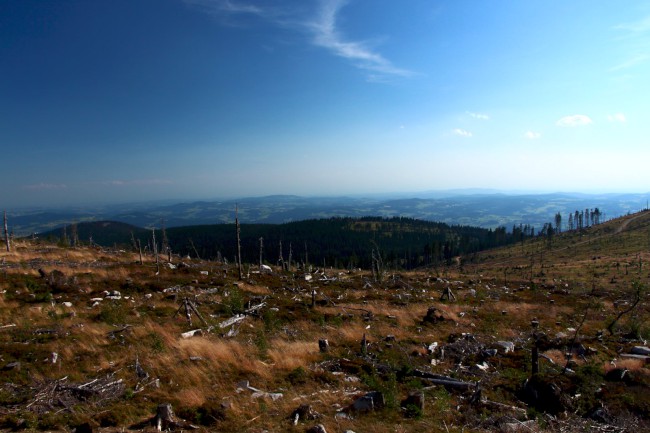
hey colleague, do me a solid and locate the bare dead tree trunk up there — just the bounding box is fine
[137,239,143,265]
[236,205,243,280]
[288,242,293,272]
[259,237,264,270]
[70,222,79,247]
[278,240,284,270]
[189,238,201,260]
[532,341,539,374]
[160,219,169,262]
[3,211,9,252]
[152,229,159,274]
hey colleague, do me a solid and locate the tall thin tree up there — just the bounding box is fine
[288,242,293,272]
[236,205,243,280]
[152,228,159,274]
[3,211,9,252]
[278,240,284,270]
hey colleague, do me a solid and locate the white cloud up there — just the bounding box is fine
[524,131,541,140]
[453,128,473,137]
[308,0,414,79]
[185,0,414,80]
[556,114,593,127]
[467,111,489,120]
[607,113,626,123]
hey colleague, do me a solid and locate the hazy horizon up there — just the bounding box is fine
[3,1,650,208]
[6,188,650,212]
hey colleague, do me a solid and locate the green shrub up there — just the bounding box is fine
[97,301,127,324]
[287,366,309,386]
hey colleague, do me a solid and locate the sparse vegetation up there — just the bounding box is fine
[0,212,648,432]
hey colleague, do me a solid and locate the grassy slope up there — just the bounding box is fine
[0,213,648,432]
[468,209,650,293]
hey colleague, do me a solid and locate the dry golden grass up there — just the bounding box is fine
[173,387,207,406]
[1,245,104,263]
[2,219,650,433]
[237,282,272,295]
[330,320,374,345]
[605,358,646,372]
[266,339,319,371]
[543,349,568,365]
[175,337,266,378]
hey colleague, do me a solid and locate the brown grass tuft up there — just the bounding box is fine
[266,339,319,371]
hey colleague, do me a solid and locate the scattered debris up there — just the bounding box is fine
[236,380,283,401]
[290,404,321,425]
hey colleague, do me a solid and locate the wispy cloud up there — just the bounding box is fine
[524,131,541,140]
[23,183,67,190]
[184,0,414,80]
[183,0,266,18]
[307,0,414,79]
[607,113,626,123]
[611,15,650,71]
[614,15,650,33]
[556,114,592,127]
[103,179,173,187]
[610,53,650,71]
[467,111,489,120]
[453,128,473,137]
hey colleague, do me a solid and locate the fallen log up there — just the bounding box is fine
[411,369,476,390]
[218,314,246,329]
[421,378,476,390]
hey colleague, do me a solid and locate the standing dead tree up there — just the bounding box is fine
[70,222,79,247]
[259,237,264,270]
[236,205,243,280]
[160,219,171,262]
[189,239,201,260]
[371,242,384,283]
[130,231,138,252]
[137,239,143,265]
[152,229,160,275]
[3,211,9,252]
[278,240,285,270]
[288,242,293,272]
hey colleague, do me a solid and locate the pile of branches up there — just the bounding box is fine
[24,374,125,414]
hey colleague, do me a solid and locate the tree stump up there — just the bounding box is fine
[318,339,329,353]
[155,403,175,431]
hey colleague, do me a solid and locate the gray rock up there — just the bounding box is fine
[495,341,515,353]
[350,391,385,413]
[305,424,327,433]
[631,346,650,356]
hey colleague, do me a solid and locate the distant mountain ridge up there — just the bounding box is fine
[7,192,649,236]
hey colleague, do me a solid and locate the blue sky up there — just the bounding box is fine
[2,0,649,207]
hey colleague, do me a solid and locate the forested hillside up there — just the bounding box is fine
[44,217,519,270]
